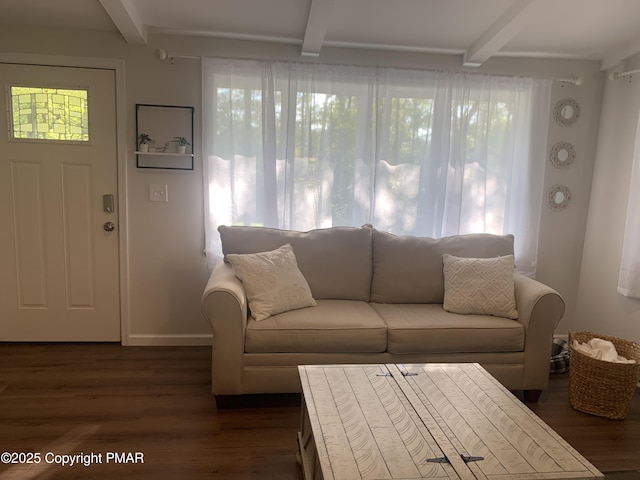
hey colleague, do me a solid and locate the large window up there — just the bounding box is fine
[203,59,551,274]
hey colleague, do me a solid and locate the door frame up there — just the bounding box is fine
[0,53,130,344]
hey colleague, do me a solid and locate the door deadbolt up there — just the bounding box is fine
[103,194,115,213]
[103,221,116,232]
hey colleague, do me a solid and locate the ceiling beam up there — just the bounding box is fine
[98,0,147,44]
[301,0,336,57]
[463,0,537,67]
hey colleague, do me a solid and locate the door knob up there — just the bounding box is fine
[103,221,116,232]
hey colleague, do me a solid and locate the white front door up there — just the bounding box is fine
[0,63,120,341]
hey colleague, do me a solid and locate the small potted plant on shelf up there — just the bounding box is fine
[172,136,190,154]
[137,133,153,152]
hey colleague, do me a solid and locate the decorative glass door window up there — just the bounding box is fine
[9,86,90,142]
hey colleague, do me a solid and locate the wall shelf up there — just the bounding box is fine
[135,104,194,170]
[135,151,195,157]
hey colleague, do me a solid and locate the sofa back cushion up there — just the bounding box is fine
[370,229,514,304]
[218,225,373,301]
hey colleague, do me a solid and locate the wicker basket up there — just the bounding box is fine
[569,331,640,420]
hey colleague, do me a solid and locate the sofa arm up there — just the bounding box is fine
[514,273,565,391]
[201,262,248,395]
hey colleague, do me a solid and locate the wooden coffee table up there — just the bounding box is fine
[298,363,603,480]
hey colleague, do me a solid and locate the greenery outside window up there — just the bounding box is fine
[203,59,552,275]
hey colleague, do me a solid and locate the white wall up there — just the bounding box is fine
[574,53,640,342]
[0,25,606,344]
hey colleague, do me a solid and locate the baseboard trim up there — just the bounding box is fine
[125,334,213,346]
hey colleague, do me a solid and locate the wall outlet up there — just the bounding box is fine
[149,184,168,202]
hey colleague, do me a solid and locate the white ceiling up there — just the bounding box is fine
[2,0,640,70]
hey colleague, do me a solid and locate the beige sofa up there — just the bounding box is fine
[201,225,564,402]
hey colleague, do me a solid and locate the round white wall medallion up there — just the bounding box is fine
[547,184,572,212]
[550,141,576,169]
[553,98,581,127]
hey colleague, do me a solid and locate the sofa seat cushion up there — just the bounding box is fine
[245,300,387,354]
[370,303,524,354]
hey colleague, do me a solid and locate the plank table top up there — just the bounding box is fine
[297,363,603,480]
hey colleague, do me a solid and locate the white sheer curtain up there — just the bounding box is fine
[618,114,640,297]
[203,58,551,274]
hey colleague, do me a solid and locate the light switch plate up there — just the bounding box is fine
[149,184,168,202]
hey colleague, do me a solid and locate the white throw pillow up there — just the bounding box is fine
[226,243,317,321]
[442,254,518,319]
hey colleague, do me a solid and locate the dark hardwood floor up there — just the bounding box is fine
[0,343,638,479]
